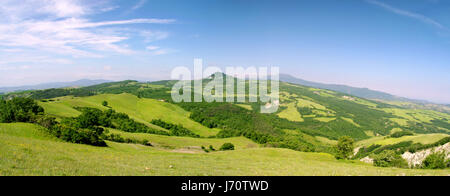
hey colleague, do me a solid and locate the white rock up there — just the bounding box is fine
[401,143,450,168]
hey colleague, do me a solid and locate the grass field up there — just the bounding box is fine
[1,123,449,176]
[383,108,450,124]
[297,98,327,110]
[277,103,304,122]
[341,117,360,127]
[356,133,449,147]
[38,93,220,137]
[107,129,259,151]
[315,117,336,123]
[235,104,252,110]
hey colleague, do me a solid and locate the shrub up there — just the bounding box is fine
[103,133,125,143]
[74,107,168,136]
[0,97,44,123]
[421,152,448,169]
[390,131,414,138]
[32,115,57,129]
[151,119,200,137]
[102,101,108,107]
[201,146,209,153]
[53,123,107,147]
[141,139,152,146]
[209,145,216,151]
[335,136,354,160]
[76,107,109,128]
[220,143,235,151]
[372,150,408,168]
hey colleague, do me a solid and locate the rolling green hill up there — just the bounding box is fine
[1,123,448,176]
[39,93,220,137]
[6,79,450,146]
[356,133,449,147]
[1,78,450,175]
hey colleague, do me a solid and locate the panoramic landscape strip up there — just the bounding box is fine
[0,0,449,186]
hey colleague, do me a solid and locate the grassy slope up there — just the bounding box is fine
[39,93,220,137]
[107,129,258,150]
[277,102,304,122]
[356,133,449,147]
[1,123,449,176]
[281,82,450,138]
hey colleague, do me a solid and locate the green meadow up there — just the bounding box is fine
[1,123,448,176]
[356,133,449,147]
[1,80,449,176]
[39,93,220,137]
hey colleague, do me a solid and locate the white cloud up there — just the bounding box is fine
[366,0,448,30]
[0,0,175,58]
[140,31,170,43]
[0,55,73,65]
[146,46,160,50]
[131,0,148,11]
[100,5,119,12]
[151,49,175,56]
[41,0,86,18]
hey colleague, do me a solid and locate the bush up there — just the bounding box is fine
[74,107,168,136]
[103,133,125,143]
[52,122,107,147]
[201,146,210,153]
[220,143,235,151]
[151,119,200,137]
[102,132,152,146]
[335,136,354,160]
[421,152,448,169]
[209,145,216,151]
[372,150,408,168]
[390,131,414,138]
[32,115,57,129]
[142,139,152,146]
[102,101,108,107]
[0,97,44,123]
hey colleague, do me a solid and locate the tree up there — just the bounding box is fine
[0,97,44,123]
[220,143,235,151]
[421,152,447,169]
[102,100,108,107]
[335,136,354,160]
[373,150,408,168]
[77,108,102,128]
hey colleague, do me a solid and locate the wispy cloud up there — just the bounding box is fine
[151,49,170,56]
[366,0,447,30]
[0,0,175,57]
[0,54,73,65]
[146,46,160,50]
[140,31,170,43]
[131,0,148,11]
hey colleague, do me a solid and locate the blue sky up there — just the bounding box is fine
[0,0,449,103]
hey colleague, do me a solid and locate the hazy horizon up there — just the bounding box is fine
[0,0,449,103]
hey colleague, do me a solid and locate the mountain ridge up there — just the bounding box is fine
[279,74,433,104]
[0,79,113,93]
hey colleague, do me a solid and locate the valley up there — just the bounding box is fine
[1,79,449,175]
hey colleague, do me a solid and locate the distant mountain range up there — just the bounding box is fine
[0,79,113,93]
[0,74,445,107]
[279,74,427,103]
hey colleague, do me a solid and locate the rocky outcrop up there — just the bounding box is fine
[360,156,374,164]
[401,143,450,168]
[353,147,361,156]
